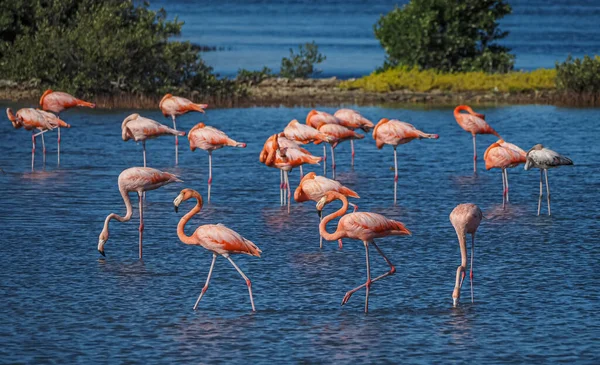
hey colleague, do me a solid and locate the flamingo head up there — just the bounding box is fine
[98,229,108,257]
[316,191,342,212]
[452,287,460,307]
[173,188,202,212]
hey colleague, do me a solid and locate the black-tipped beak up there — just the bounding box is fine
[174,206,178,213]
[98,249,105,257]
[317,210,322,218]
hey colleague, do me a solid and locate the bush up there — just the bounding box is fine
[0,0,237,98]
[374,0,514,73]
[236,67,273,86]
[280,42,326,79]
[555,55,600,94]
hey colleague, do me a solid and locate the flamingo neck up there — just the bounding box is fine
[319,193,349,242]
[103,186,134,237]
[177,192,203,245]
[454,232,468,288]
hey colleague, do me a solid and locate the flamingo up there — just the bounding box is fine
[173,188,261,311]
[316,191,411,313]
[372,118,439,203]
[450,203,483,307]
[294,172,359,249]
[97,167,182,258]
[121,113,185,167]
[259,134,286,205]
[316,124,364,179]
[276,132,318,178]
[334,109,374,166]
[284,119,331,177]
[159,94,208,165]
[306,110,341,173]
[524,144,573,216]
[187,122,246,202]
[483,140,527,209]
[39,89,95,165]
[453,105,501,173]
[6,108,70,170]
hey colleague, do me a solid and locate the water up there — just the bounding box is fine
[152,0,600,78]
[0,103,598,363]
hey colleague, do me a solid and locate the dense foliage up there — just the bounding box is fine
[280,42,326,79]
[555,55,600,95]
[374,0,514,73]
[0,0,236,97]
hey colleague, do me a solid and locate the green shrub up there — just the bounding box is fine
[236,67,273,86]
[374,0,514,73]
[280,42,326,79]
[555,55,600,94]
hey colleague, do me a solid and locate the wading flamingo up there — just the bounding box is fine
[159,94,208,165]
[259,134,286,204]
[39,89,95,165]
[334,109,374,166]
[7,108,70,169]
[524,144,573,216]
[306,110,341,174]
[284,119,331,177]
[450,203,483,307]
[173,188,261,311]
[276,133,318,178]
[294,172,359,249]
[317,191,411,313]
[316,124,364,179]
[372,118,438,203]
[121,113,185,167]
[453,105,500,173]
[483,140,526,209]
[188,122,246,202]
[98,167,182,258]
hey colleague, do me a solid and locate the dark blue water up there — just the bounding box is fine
[152,0,600,78]
[0,103,598,363]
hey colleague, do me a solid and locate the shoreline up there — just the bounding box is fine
[0,77,596,109]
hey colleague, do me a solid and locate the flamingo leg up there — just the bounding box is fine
[364,241,371,313]
[505,169,510,202]
[208,151,213,203]
[472,134,477,173]
[393,146,398,204]
[41,133,46,166]
[537,169,543,216]
[31,132,35,171]
[299,165,303,179]
[544,169,551,216]
[502,168,506,210]
[193,253,217,310]
[330,145,336,179]
[172,116,178,165]
[225,255,256,312]
[350,139,355,167]
[142,140,147,167]
[279,170,284,206]
[285,170,291,213]
[57,126,61,166]
[470,234,475,303]
[138,192,144,259]
[319,213,323,249]
[322,145,327,176]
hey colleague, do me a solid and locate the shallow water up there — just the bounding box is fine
[0,104,599,363]
[153,0,600,77]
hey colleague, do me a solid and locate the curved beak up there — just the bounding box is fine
[317,209,322,218]
[173,193,183,212]
[453,297,459,307]
[174,206,178,213]
[98,249,105,257]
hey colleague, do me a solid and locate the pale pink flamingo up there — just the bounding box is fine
[6,108,70,169]
[450,203,483,307]
[188,122,246,202]
[524,144,573,216]
[316,124,364,179]
[121,113,185,167]
[276,132,317,178]
[372,118,439,203]
[334,109,374,166]
[284,119,331,177]
[159,94,208,165]
[484,140,527,209]
[98,167,182,258]
[173,188,261,311]
[317,191,411,313]
[454,105,501,173]
[39,89,95,165]
[306,110,341,174]
[294,172,359,248]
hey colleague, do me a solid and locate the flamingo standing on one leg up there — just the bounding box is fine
[316,191,411,313]
[173,188,261,311]
[6,108,70,170]
[39,89,95,165]
[283,119,332,177]
[121,113,186,167]
[306,110,341,175]
[334,109,374,167]
[316,124,364,179]
[276,132,319,179]
[294,172,359,249]
[524,144,573,216]
[259,134,287,205]
[97,167,182,258]
[450,203,483,307]
[188,122,246,202]
[372,118,439,204]
[483,140,526,209]
[159,94,208,165]
[453,105,501,173]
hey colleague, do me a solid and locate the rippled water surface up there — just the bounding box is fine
[0,104,599,363]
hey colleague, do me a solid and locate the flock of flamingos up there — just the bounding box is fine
[6,91,574,313]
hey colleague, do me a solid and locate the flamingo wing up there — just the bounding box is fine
[194,224,261,257]
[341,212,411,240]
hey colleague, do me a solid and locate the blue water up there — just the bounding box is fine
[152,0,600,78]
[0,103,598,363]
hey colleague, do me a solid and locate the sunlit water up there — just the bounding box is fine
[152,0,600,77]
[0,103,598,363]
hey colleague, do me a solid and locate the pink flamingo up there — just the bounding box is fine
[6,108,70,169]
[454,105,501,173]
[306,110,341,174]
[276,132,317,178]
[159,94,208,165]
[334,109,374,166]
[121,113,185,167]
[316,124,364,179]
[284,119,332,177]
[174,188,261,311]
[484,140,527,209]
[372,118,439,203]
[317,191,411,313]
[39,89,95,165]
[449,203,483,307]
[98,167,182,258]
[294,172,359,248]
[188,122,246,202]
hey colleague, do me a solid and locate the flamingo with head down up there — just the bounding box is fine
[453,105,500,173]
